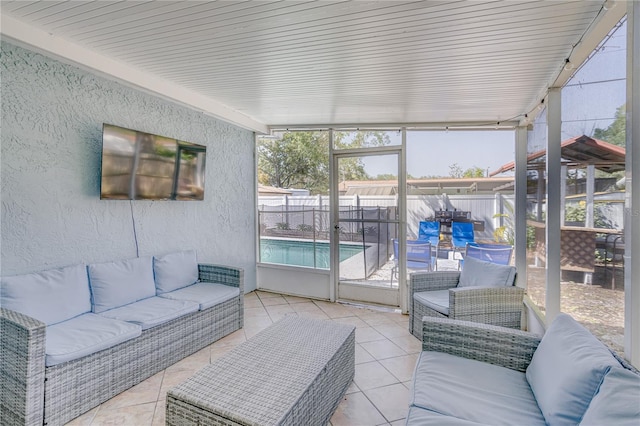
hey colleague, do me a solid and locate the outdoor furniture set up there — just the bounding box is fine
[409,256,524,339]
[0,250,243,426]
[407,314,640,425]
[166,316,355,426]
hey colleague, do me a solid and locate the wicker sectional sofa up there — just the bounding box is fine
[407,315,640,425]
[0,250,244,426]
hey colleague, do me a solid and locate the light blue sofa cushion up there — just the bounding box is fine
[45,313,141,366]
[458,256,516,288]
[414,290,450,316]
[159,282,240,310]
[0,264,91,325]
[410,351,546,426]
[406,406,492,426]
[88,256,156,313]
[580,367,640,426]
[525,313,619,426]
[98,296,199,330]
[154,250,199,294]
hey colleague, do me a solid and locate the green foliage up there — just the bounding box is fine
[449,163,486,178]
[257,131,390,194]
[297,224,313,232]
[493,200,515,244]
[593,104,625,147]
[276,222,290,230]
[564,204,611,228]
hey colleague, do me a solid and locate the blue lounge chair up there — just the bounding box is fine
[461,242,513,268]
[391,239,435,284]
[418,221,440,270]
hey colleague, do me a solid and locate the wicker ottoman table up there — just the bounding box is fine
[166,316,356,426]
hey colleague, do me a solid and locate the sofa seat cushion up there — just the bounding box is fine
[159,282,240,310]
[458,256,516,288]
[410,351,546,426]
[45,313,141,366]
[580,367,640,426]
[406,406,492,426]
[98,296,199,330]
[154,250,199,294]
[88,256,156,313]
[526,313,619,426]
[414,290,450,316]
[1,264,91,326]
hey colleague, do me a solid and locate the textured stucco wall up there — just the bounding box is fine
[0,42,257,291]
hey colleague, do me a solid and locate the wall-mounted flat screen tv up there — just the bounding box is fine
[100,124,206,200]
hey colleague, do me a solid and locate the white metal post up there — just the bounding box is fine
[625,0,640,368]
[399,128,408,313]
[560,165,567,227]
[586,164,595,228]
[515,127,528,288]
[546,88,562,324]
[329,130,337,302]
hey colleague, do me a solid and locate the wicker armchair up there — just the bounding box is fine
[409,270,525,339]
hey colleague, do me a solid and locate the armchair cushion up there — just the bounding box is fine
[153,250,199,294]
[0,264,91,325]
[414,290,450,316]
[580,367,640,426]
[458,257,516,288]
[410,351,546,425]
[88,256,156,313]
[525,313,619,426]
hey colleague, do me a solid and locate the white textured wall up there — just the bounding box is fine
[0,42,257,291]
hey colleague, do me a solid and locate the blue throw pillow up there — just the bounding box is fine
[580,367,640,426]
[88,256,155,313]
[153,250,199,294]
[458,256,516,287]
[0,264,91,325]
[525,313,619,426]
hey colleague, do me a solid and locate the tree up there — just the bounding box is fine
[593,104,625,147]
[449,163,485,178]
[257,131,390,194]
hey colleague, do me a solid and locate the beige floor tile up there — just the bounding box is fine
[389,334,422,354]
[65,406,98,425]
[290,302,324,313]
[354,361,399,390]
[210,344,236,362]
[265,304,296,321]
[332,316,370,328]
[296,310,331,320]
[330,392,388,426]
[165,347,211,373]
[90,402,156,426]
[260,295,289,306]
[244,315,274,328]
[283,295,311,304]
[243,291,259,299]
[373,322,409,339]
[393,314,410,326]
[355,327,386,343]
[379,354,419,383]
[355,343,376,364]
[159,368,202,400]
[151,400,166,426]
[364,383,411,422]
[244,306,270,318]
[100,371,163,410]
[360,339,406,360]
[316,303,355,319]
[255,290,281,299]
[390,419,407,425]
[346,380,360,394]
[213,329,246,347]
[243,298,263,308]
[361,314,398,328]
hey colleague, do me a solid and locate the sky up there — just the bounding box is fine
[363,19,626,179]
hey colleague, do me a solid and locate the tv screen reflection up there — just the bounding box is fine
[100,124,206,200]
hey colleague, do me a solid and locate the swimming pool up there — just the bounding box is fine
[259,238,364,269]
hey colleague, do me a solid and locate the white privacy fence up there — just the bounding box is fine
[258,193,515,241]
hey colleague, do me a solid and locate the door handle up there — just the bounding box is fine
[334,225,341,230]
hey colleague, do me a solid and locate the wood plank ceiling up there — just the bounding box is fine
[0,1,615,130]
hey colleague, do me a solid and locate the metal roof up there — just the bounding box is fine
[0,1,624,132]
[490,135,626,175]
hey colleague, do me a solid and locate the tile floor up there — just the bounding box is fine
[66,290,421,426]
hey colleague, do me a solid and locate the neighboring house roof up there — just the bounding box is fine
[258,185,293,195]
[340,177,514,195]
[490,135,626,176]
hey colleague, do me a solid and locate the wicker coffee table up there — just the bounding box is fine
[166,316,356,426]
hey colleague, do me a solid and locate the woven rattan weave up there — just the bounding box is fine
[166,316,355,426]
[0,263,243,426]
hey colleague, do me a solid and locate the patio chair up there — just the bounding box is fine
[409,256,524,339]
[451,221,475,269]
[390,239,435,285]
[461,242,513,268]
[418,221,440,270]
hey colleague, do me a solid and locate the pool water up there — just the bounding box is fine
[259,239,363,269]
